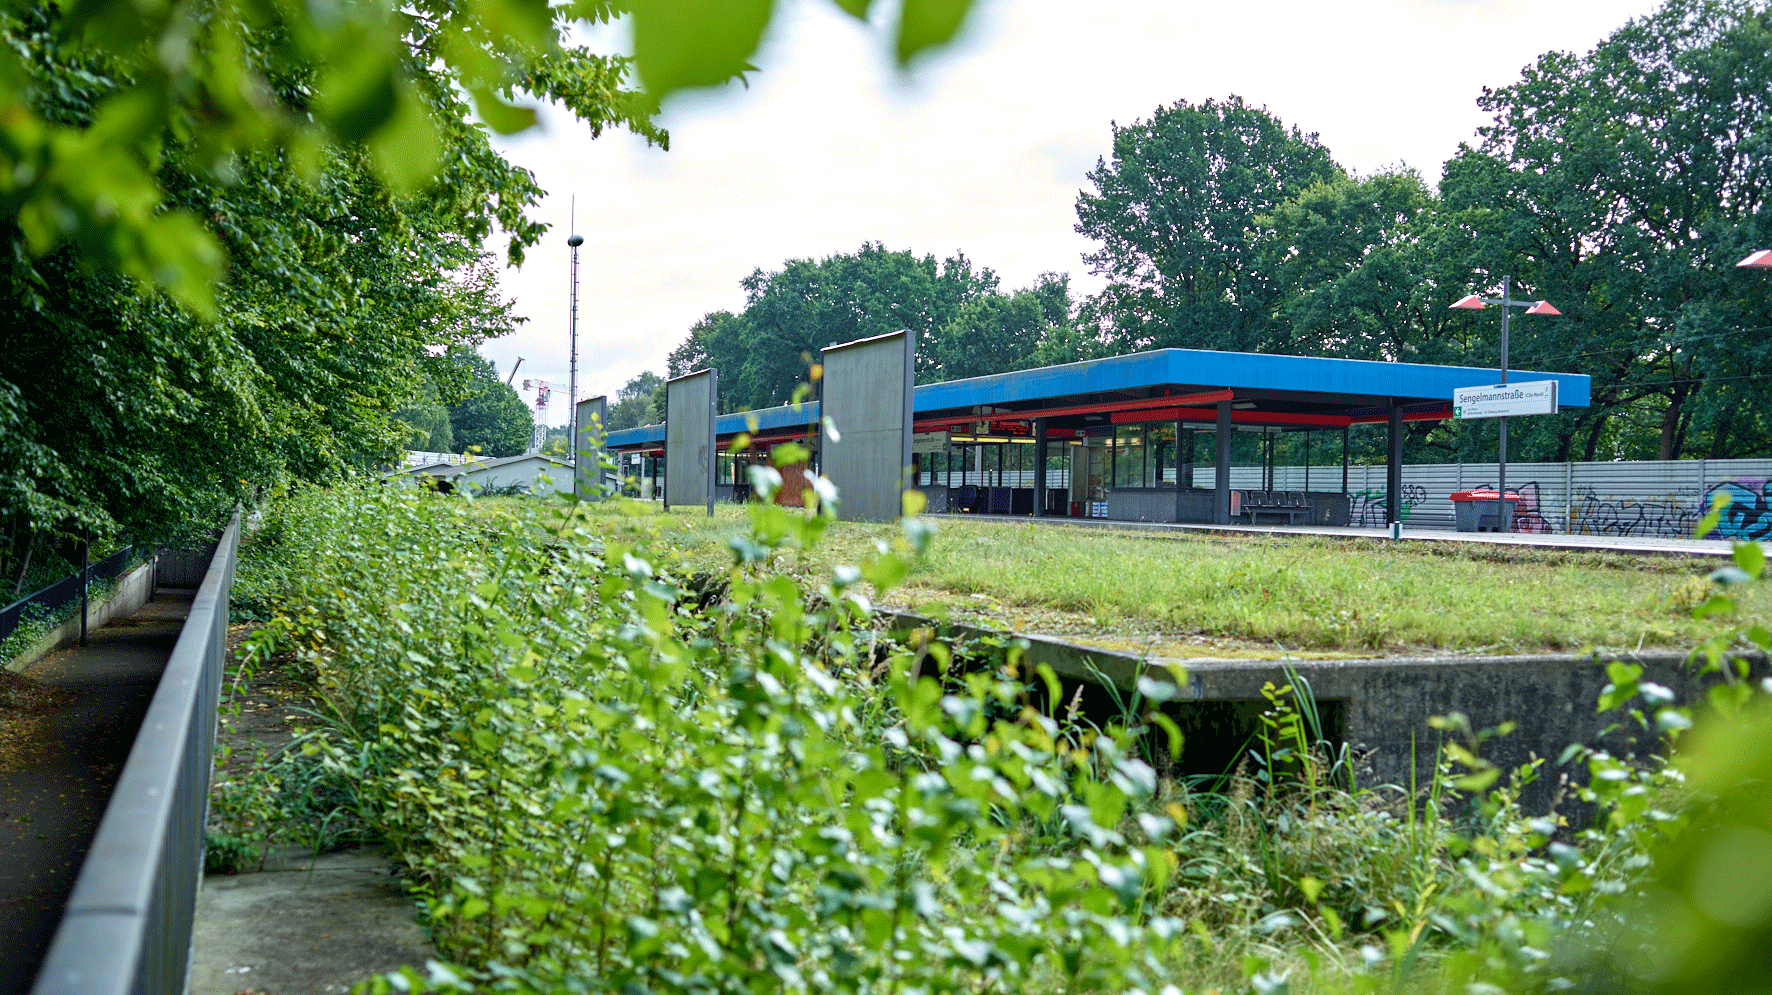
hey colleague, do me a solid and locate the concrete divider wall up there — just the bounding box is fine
[665,370,716,514]
[574,396,608,502]
[821,330,915,523]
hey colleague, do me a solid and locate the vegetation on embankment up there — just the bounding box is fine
[553,500,1762,656]
[225,482,1772,994]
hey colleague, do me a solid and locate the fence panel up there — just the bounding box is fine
[32,512,240,995]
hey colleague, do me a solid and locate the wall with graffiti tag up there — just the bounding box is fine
[1240,459,1772,538]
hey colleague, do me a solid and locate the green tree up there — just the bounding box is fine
[606,370,665,431]
[448,353,534,458]
[1440,0,1772,460]
[1075,95,1342,354]
[931,272,1077,380]
[668,244,999,409]
[0,0,983,311]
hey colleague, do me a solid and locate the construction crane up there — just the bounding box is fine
[505,357,525,385]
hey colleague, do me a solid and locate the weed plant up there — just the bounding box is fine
[229,477,1772,994]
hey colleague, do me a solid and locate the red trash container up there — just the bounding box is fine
[1449,489,1520,532]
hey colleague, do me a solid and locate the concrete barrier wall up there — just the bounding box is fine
[575,396,608,502]
[821,330,915,523]
[665,370,716,514]
[883,608,1763,818]
[6,561,156,673]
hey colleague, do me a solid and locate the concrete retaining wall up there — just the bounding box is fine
[882,609,1761,818]
[6,561,157,673]
[665,370,716,514]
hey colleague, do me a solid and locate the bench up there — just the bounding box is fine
[1239,490,1312,525]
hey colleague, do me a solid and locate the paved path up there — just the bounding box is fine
[191,847,435,995]
[930,514,1754,558]
[0,592,193,995]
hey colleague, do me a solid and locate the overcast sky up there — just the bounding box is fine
[485,0,1661,426]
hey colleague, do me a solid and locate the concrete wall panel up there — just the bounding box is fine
[821,331,914,523]
[666,370,716,514]
[574,396,608,501]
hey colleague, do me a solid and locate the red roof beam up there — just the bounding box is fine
[912,388,1233,431]
[1114,408,1355,427]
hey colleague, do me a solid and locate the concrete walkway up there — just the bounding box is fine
[0,591,192,995]
[931,514,1755,558]
[191,847,435,995]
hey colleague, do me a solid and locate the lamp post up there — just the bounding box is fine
[1450,275,1561,528]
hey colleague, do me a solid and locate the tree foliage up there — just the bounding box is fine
[606,370,665,432]
[0,2,532,567]
[1061,1,1772,463]
[0,0,983,311]
[447,352,535,458]
[668,245,1091,411]
[1075,95,1341,354]
[1437,0,1772,461]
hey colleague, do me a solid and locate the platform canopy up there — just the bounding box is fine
[610,347,1588,446]
[605,347,1590,524]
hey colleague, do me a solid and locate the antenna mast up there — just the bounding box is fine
[568,196,583,459]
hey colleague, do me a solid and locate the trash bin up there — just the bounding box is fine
[1449,489,1519,532]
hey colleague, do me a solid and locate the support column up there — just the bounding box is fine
[1341,427,1349,495]
[1215,400,1232,524]
[1034,418,1049,516]
[1174,419,1186,523]
[1386,400,1404,526]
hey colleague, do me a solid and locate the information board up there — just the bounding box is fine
[1453,380,1559,420]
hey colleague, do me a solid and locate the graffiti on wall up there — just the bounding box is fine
[1706,480,1772,541]
[1348,484,1427,527]
[1571,487,1704,539]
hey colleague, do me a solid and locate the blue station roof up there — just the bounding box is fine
[607,347,1590,449]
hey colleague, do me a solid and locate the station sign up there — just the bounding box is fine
[1453,380,1559,420]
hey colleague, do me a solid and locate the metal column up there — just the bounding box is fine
[1034,418,1048,516]
[1386,400,1404,526]
[1215,400,1232,524]
[1174,419,1186,523]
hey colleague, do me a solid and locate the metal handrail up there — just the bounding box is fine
[31,511,240,995]
[0,546,137,644]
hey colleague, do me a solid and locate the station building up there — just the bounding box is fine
[605,347,1590,527]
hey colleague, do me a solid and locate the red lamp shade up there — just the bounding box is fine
[1524,300,1561,315]
[1740,250,1772,269]
[1449,294,1486,310]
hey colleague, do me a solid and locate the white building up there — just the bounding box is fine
[389,453,575,495]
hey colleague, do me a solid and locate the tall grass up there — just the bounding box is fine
[572,504,1751,654]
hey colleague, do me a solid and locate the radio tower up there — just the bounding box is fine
[567,196,583,459]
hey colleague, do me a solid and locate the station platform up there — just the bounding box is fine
[927,513,1755,559]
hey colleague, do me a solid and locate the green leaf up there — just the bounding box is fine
[1148,711,1185,760]
[1453,767,1501,792]
[468,84,539,135]
[896,0,974,64]
[631,0,773,99]
[367,87,443,192]
[1734,539,1766,579]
